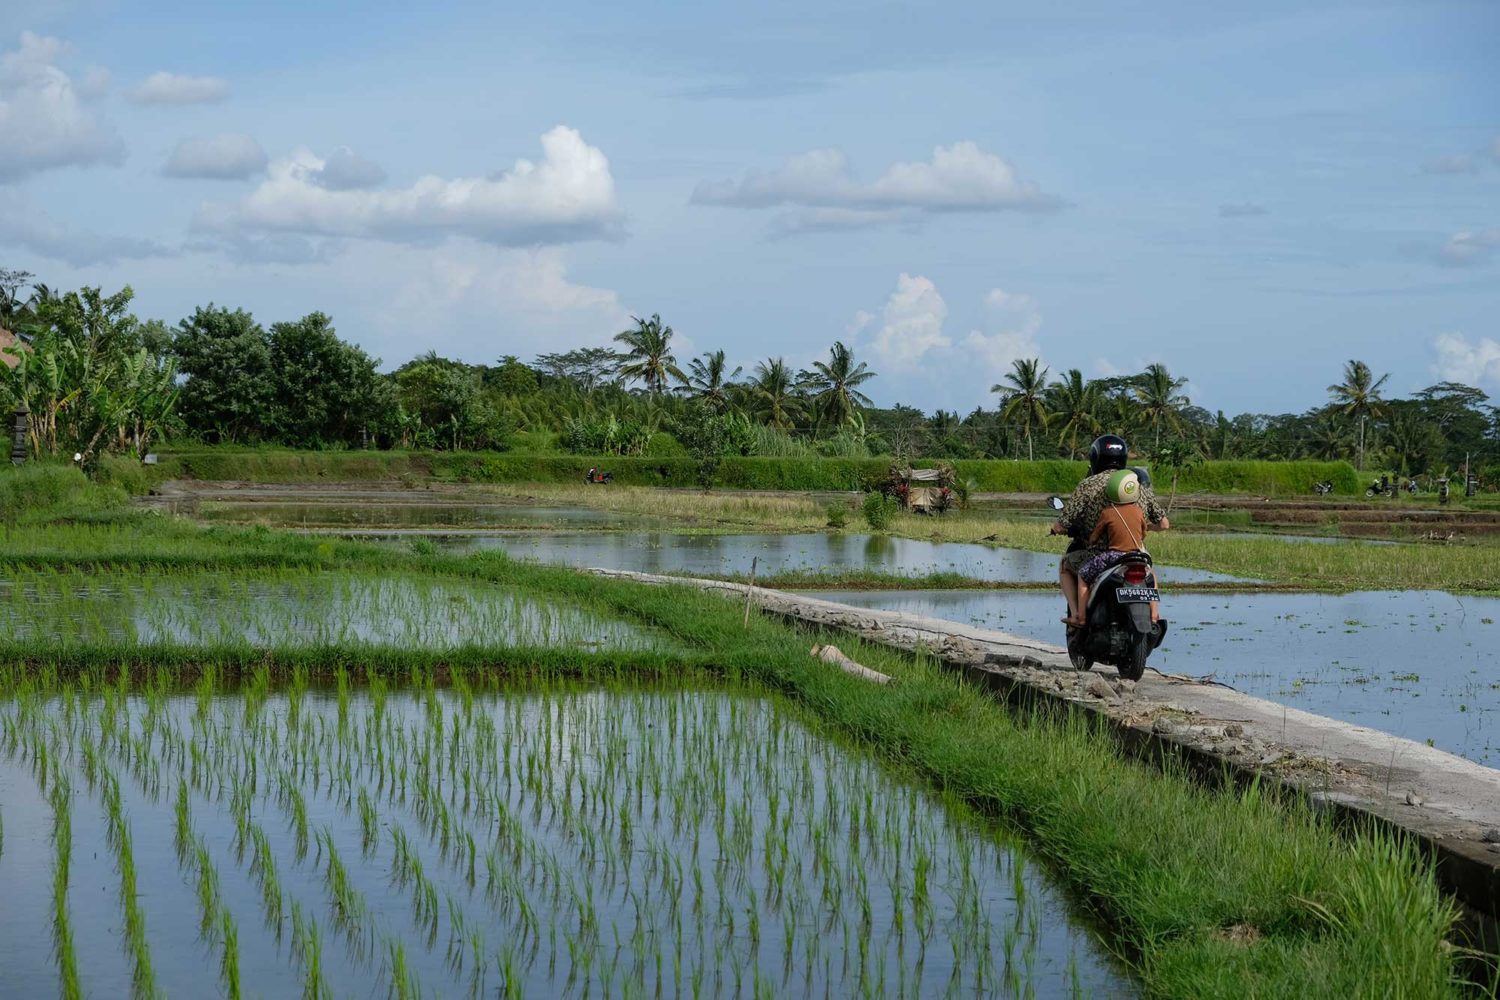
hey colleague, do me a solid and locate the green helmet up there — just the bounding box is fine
[1105,469,1140,504]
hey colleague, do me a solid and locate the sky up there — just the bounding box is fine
[0,0,1496,416]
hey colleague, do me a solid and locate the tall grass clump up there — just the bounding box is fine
[861,492,899,531]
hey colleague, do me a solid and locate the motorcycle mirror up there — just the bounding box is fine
[1048,496,1065,511]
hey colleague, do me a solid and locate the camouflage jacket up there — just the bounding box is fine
[1058,472,1166,546]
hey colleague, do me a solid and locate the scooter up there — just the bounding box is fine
[1312,480,1334,496]
[584,468,613,485]
[1049,496,1168,681]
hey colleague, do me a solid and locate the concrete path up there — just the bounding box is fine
[591,568,1500,935]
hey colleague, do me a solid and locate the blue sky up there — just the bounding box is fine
[1,0,1496,414]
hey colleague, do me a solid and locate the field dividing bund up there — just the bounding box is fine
[595,569,1500,964]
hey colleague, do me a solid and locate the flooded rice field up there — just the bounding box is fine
[805,589,1500,765]
[199,500,665,531]
[354,529,1246,585]
[0,571,663,651]
[0,686,1130,999]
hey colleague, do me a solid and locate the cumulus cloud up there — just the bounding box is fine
[0,199,172,265]
[1432,333,1500,389]
[162,133,268,180]
[0,31,124,181]
[693,142,1060,230]
[1436,228,1500,267]
[1218,202,1269,218]
[961,289,1042,373]
[309,148,386,190]
[374,243,629,358]
[864,274,951,368]
[128,71,229,105]
[198,126,622,246]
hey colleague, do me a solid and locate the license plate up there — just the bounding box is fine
[1115,587,1159,603]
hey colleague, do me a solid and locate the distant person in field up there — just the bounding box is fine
[1050,435,1168,624]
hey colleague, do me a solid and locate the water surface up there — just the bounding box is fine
[805,589,1500,764]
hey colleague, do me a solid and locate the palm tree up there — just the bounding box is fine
[748,357,803,431]
[1046,369,1102,458]
[613,314,684,396]
[807,341,877,430]
[1328,359,1389,470]
[677,350,742,411]
[993,358,1049,461]
[1136,363,1189,454]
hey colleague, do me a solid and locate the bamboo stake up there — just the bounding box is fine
[743,557,758,628]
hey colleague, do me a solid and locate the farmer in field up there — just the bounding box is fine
[1050,435,1169,624]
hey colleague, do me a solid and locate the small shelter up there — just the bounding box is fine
[890,464,956,514]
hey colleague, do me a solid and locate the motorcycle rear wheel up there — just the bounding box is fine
[1118,633,1150,682]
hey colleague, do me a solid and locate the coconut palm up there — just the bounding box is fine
[1328,359,1389,470]
[613,314,685,396]
[1046,369,1102,458]
[677,350,742,411]
[806,340,876,430]
[993,357,1050,461]
[747,357,804,431]
[1136,363,1190,454]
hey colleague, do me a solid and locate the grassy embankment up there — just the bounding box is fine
[116,446,1365,497]
[0,463,1489,996]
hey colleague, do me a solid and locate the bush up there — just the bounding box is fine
[825,502,850,529]
[0,464,127,523]
[862,492,899,531]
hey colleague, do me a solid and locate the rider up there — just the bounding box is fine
[1050,435,1169,624]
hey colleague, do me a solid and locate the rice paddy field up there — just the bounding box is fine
[0,466,1494,997]
[0,680,1126,998]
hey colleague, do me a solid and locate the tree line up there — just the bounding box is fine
[0,271,1495,482]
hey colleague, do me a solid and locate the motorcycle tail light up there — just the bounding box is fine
[1123,562,1149,585]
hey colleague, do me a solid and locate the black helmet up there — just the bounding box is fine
[1130,465,1153,489]
[1088,435,1129,475]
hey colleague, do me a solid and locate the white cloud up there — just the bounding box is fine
[0,198,172,265]
[162,133,268,180]
[864,274,950,368]
[962,289,1043,374]
[1436,228,1500,267]
[199,126,622,246]
[693,141,1060,223]
[128,71,229,105]
[378,243,629,357]
[0,31,123,181]
[310,148,385,190]
[1432,333,1500,389]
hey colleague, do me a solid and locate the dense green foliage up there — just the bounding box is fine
[1,271,1494,486]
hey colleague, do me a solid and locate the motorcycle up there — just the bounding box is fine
[1049,496,1168,681]
[584,468,613,485]
[1365,477,1396,499]
[1312,480,1334,496]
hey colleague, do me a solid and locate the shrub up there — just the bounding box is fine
[862,492,899,531]
[825,502,850,529]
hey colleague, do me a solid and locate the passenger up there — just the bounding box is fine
[1069,470,1148,625]
[1050,435,1168,625]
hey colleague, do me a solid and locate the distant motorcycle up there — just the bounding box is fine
[1048,496,1167,681]
[584,467,613,485]
[1365,478,1396,499]
[1312,480,1334,496]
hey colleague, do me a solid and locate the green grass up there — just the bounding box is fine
[119,445,1368,496]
